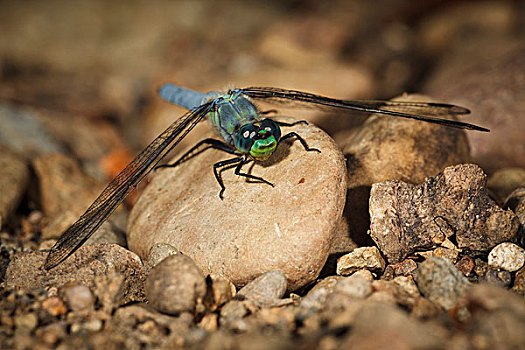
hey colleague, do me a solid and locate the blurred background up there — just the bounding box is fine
[0,0,523,185]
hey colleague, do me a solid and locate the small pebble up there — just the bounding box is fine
[487,168,525,203]
[432,247,460,263]
[63,285,95,311]
[488,242,525,272]
[70,319,102,333]
[147,243,181,268]
[145,254,206,315]
[296,276,342,320]
[219,300,249,330]
[455,255,475,276]
[483,267,512,288]
[387,259,418,277]
[414,257,470,310]
[199,313,218,332]
[14,313,38,331]
[511,266,525,295]
[336,246,385,275]
[205,274,236,311]
[236,270,287,307]
[93,271,125,313]
[350,269,374,281]
[41,297,67,316]
[35,322,67,344]
[333,275,372,299]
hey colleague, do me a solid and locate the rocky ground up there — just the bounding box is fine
[1,1,524,349]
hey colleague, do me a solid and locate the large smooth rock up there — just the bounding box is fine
[128,119,346,291]
[343,93,471,188]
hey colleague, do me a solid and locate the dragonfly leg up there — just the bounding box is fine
[260,109,279,116]
[213,156,244,199]
[280,132,321,153]
[234,157,274,187]
[156,138,238,170]
[276,120,308,127]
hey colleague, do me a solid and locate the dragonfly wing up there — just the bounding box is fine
[240,87,489,132]
[44,102,213,270]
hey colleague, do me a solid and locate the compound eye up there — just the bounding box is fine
[235,124,258,153]
[242,129,257,140]
[260,119,281,141]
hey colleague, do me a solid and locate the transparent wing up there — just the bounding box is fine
[240,87,489,132]
[44,102,213,269]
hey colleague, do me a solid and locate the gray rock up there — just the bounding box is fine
[370,164,520,262]
[488,242,525,272]
[333,275,373,299]
[5,243,146,304]
[147,243,181,269]
[145,254,206,315]
[0,145,29,225]
[298,276,342,315]
[127,120,347,291]
[414,257,470,310]
[236,270,287,307]
[219,300,249,331]
[62,285,94,311]
[336,246,385,276]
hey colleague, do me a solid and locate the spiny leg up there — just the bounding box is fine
[276,120,309,127]
[260,109,279,116]
[234,156,274,187]
[213,156,244,200]
[213,156,275,199]
[156,138,238,170]
[280,132,321,153]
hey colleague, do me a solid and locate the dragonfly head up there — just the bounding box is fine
[235,119,281,161]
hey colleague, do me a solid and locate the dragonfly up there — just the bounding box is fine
[44,84,489,270]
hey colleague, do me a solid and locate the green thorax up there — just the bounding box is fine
[206,90,261,146]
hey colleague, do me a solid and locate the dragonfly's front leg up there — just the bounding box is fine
[279,131,321,153]
[156,138,237,170]
[214,155,274,199]
[213,156,243,200]
[275,120,309,127]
